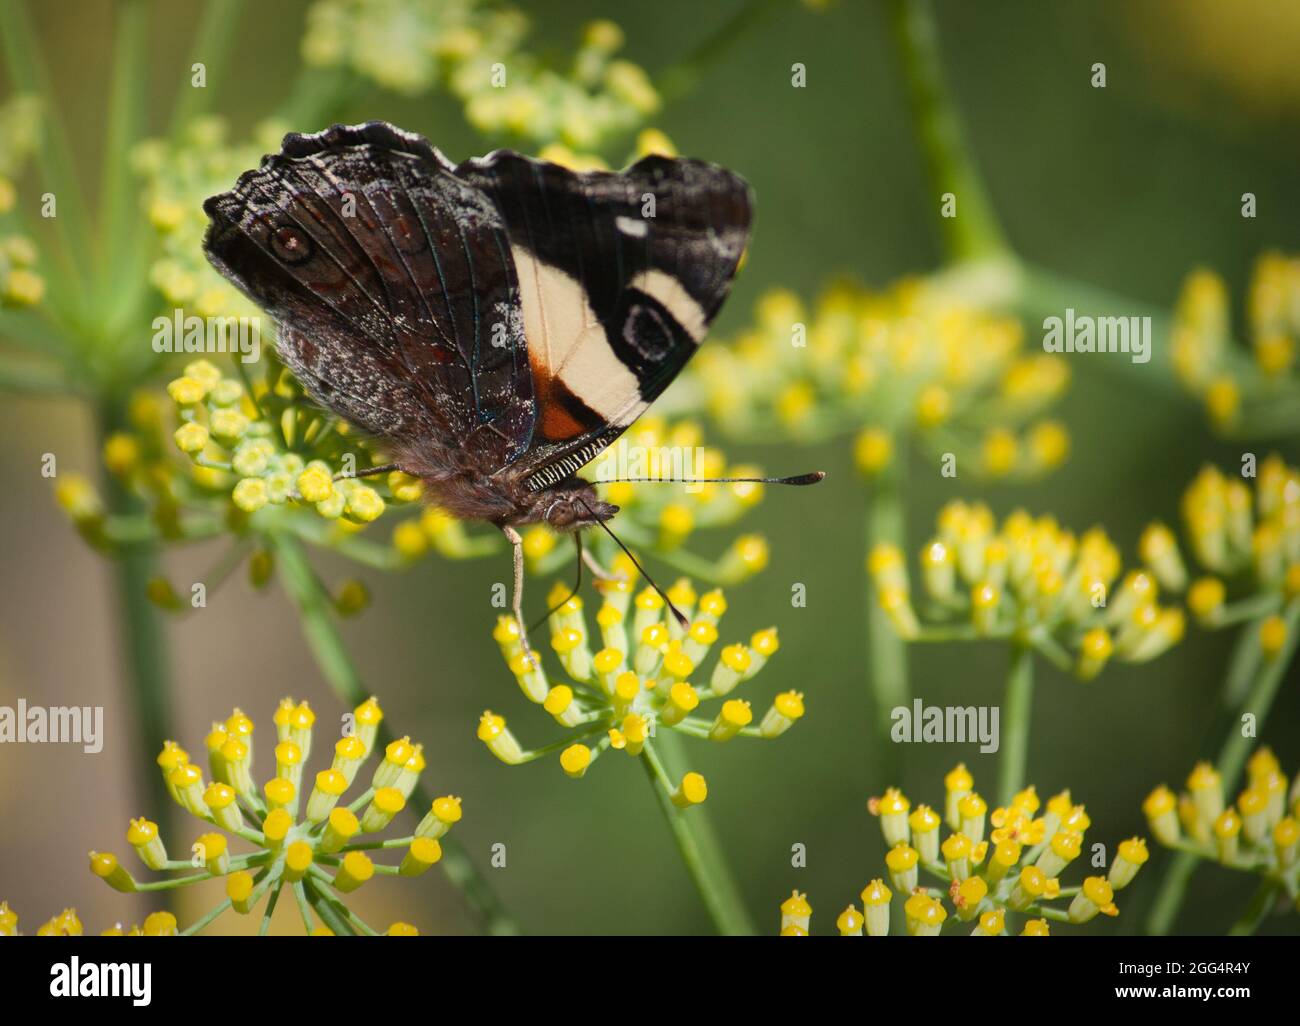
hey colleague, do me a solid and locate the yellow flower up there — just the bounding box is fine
[488,578,797,798]
[85,696,461,935]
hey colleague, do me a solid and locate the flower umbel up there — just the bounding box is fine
[869,500,1184,678]
[1171,255,1300,437]
[303,5,657,150]
[1152,456,1300,634]
[1144,748,1299,930]
[782,766,1144,935]
[483,567,801,799]
[81,695,462,935]
[683,278,1070,482]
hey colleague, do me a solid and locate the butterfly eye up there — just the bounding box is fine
[270,224,314,265]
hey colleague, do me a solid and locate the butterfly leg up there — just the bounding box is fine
[284,462,404,503]
[333,462,401,482]
[501,525,534,664]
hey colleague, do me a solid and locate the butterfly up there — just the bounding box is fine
[203,121,821,654]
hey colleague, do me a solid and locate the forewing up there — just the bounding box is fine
[203,122,535,463]
[452,151,753,490]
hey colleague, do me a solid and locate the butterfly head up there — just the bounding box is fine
[531,478,617,533]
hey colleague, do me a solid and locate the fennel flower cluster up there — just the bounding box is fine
[303,3,658,150]
[53,352,468,604]
[78,695,462,936]
[1145,457,1300,652]
[481,567,802,801]
[781,765,1147,936]
[1144,749,1299,918]
[0,94,44,308]
[683,279,1071,482]
[869,501,1184,679]
[1171,255,1300,436]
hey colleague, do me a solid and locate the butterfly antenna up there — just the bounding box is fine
[529,535,585,633]
[578,499,690,630]
[602,471,826,486]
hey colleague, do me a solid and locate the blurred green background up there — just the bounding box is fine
[1,0,1297,935]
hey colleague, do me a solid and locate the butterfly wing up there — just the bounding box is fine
[451,150,753,491]
[203,122,536,466]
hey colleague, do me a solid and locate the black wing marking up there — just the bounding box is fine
[452,149,753,490]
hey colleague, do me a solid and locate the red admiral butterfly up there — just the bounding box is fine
[203,122,821,652]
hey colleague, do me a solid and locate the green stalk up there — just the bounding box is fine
[1219,609,1265,710]
[864,458,908,784]
[998,639,1034,808]
[882,0,1202,402]
[1147,599,1300,934]
[642,732,757,935]
[96,0,148,318]
[1228,879,1280,936]
[276,67,358,130]
[168,0,248,137]
[96,397,176,909]
[658,0,783,104]
[270,531,520,935]
[884,0,1010,262]
[1213,601,1300,792]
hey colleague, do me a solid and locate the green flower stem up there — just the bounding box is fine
[1147,599,1300,934]
[168,0,248,137]
[1228,880,1280,936]
[258,882,281,936]
[303,879,355,936]
[181,897,232,936]
[1221,607,1266,709]
[884,0,1009,262]
[1024,904,1070,923]
[134,873,211,891]
[96,396,177,911]
[881,0,1201,400]
[998,639,1035,808]
[339,836,415,852]
[641,733,757,936]
[1213,600,1300,794]
[96,0,148,320]
[1207,592,1281,632]
[306,865,379,935]
[658,0,783,104]
[290,881,316,933]
[276,67,359,130]
[865,459,908,784]
[269,531,521,936]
